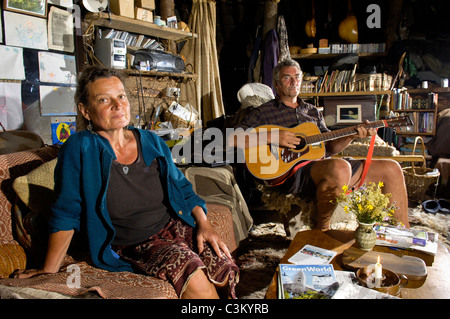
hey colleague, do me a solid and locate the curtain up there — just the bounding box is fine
[181,0,225,125]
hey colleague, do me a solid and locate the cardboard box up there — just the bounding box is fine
[135,8,153,23]
[109,0,135,18]
[136,0,155,10]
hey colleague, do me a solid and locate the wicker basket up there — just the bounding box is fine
[402,136,440,203]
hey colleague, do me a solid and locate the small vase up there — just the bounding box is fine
[354,221,376,251]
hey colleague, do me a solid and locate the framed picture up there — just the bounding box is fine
[3,0,48,17]
[336,105,362,123]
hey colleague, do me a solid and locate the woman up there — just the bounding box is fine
[13,66,239,299]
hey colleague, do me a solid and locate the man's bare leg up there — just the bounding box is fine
[350,159,410,228]
[310,159,410,230]
[310,159,353,230]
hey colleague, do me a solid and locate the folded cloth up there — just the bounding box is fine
[422,200,440,214]
[438,199,450,214]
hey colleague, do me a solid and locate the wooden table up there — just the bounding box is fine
[265,229,450,299]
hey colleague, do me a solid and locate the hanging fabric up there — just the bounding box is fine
[180,0,225,124]
[277,15,290,62]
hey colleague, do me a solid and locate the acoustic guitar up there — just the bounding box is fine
[243,116,413,185]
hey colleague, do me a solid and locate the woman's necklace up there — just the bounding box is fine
[121,137,129,175]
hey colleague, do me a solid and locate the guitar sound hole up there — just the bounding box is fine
[295,138,306,150]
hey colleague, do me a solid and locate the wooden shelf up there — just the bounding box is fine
[299,90,392,98]
[395,132,434,136]
[292,52,387,60]
[85,12,197,42]
[406,87,450,94]
[123,69,197,79]
[393,109,436,112]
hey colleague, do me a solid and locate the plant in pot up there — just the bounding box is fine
[334,182,398,251]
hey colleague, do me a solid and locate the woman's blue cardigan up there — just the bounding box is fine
[48,127,207,272]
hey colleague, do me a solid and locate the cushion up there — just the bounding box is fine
[0,244,26,278]
[13,158,57,216]
[12,158,57,260]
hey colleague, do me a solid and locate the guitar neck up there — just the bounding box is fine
[305,120,387,145]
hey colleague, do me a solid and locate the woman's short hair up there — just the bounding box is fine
[272,59,302,87]
[75,66,126,131]
[75,66,125,107]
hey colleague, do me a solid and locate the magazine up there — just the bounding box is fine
[278,264,339,299]
[287,244,338,265]
[374,225,438,255]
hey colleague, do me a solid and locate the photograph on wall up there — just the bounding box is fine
[47,6,74,52]
[336,105,362,123]
[38,51,76,84]
[3,0,47,17]
[39,85,76,116]
[0,45,26,80]
[3,11,48,50]
[51,116,75,145]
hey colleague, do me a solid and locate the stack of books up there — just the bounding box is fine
[101,28,164,50]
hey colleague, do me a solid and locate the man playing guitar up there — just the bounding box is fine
[228,59,410,230]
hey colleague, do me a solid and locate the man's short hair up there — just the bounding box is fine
[272,59,302,87]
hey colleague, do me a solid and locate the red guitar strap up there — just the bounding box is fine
[357,132,377,187]
[268,160,312,187]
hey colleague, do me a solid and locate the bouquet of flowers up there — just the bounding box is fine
[334,182,397,224]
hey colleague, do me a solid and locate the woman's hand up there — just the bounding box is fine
[196,219,232,259]
[11,268,47,279]
[191,206,232,259]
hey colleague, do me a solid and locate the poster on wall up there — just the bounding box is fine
[47,6,74,52]
[0,82,23,130]
[0,45,26,80]
[38,51,76,84]
[3,11,48,50]
[51,116,75,145]
[2,0,48,17]
[39,85,76,116]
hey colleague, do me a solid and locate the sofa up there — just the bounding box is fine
[0,146,239,299]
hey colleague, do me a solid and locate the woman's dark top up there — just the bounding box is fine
[107,132,171,246]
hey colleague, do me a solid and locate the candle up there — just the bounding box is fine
[374,255,382,279]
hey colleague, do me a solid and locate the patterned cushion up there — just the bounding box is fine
[13,158,57,216]
[0,146,59,245]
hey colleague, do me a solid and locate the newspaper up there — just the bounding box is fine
[374,225,438,255]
